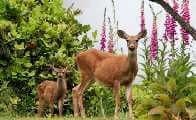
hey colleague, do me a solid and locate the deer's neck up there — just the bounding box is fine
[127,51,137,72]
[57,78,67,92]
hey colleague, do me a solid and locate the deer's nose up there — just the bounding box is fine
[129,45,135,51]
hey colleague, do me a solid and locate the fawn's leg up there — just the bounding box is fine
[73,72,92,118]
[58,96,64,116]
[38,98,45,117]
[49,96,55,116]
[113,80,120,120]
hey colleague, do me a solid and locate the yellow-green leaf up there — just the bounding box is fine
[24,63,32,68]
[167,77,176,94]
[158,94,170,106]
[14,42,24,50]
[148,106,165,115]
[28,70,35,77]
[176,98,186,112]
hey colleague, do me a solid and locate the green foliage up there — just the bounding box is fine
[0,0,92,116]
[84,83,127,117]
[135,40,196,120]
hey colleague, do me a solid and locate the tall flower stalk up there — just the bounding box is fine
[163,12,170,41]
[180,0,190,45]
[111,0,116,24]
[107,17,114,53]
[163,0,178,45]
[150,5,158,60]
[100,8,107,51]
[140,0,145,32]
[150,16,158,60]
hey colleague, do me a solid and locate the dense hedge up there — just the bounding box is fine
[0,0,94,116]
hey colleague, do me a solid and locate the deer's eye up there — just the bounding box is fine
[136,40,139,42]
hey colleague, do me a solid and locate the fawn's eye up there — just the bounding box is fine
[136,40,139,42]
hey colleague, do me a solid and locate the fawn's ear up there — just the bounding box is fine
[53,67,60,73]
[136,29,147,39]
[63,67,70,73]
[117,30,129,40]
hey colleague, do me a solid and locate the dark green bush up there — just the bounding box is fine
[0,0,92,116]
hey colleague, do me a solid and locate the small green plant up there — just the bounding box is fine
[135,40,196,120]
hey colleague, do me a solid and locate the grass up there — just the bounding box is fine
[0,112,127,120]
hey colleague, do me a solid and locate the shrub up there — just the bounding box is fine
[135,40,196,120]
[0,0,92,116]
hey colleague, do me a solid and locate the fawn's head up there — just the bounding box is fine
[53,67,69,79]
[117,30,147,54]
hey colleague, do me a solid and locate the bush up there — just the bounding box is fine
[0,0,92,116]
[134,40,196,120]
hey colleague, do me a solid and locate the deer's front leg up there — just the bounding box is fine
[126,83,134,120]
[49,96,55,116]
[113,80,120,120]
[58,97,63,116]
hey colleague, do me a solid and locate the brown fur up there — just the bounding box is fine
[72,29,147,119]
[37,67,68,117]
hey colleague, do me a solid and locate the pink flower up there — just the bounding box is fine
[180,0,190,45]
[100,8,107,51]
[169,0,178,39]
[163,0,178,44]
[163,12,171,41]
[140,0,145,32]
[150,16,158,60]
[107,17,114,53]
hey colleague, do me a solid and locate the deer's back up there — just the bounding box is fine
[37,80,57,101]
[76,49,137,86]
[76,48,114,73]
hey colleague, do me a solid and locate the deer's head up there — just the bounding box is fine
[117,30,147,54]
[53,67,69,79]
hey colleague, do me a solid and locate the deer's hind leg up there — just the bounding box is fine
[72,71,93,118]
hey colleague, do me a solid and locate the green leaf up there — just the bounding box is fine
[158,94,170,106]
[180,83,196,92]
[148,106,165,115]
[28,80,35,87]
[24,63,32,68]
[14,42,25,50]
[92,30,97,40]
[11,72,17,76]
[0,60,7,66]
[176,98,187,112]
[167,77,176,94]
[28,70,35,77]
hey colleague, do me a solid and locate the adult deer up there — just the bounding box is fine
[72,29,147,119]
[37,67,69,117]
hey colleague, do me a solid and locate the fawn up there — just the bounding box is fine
[37,67,68,117]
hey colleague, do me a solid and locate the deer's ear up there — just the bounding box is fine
[63,67,70,73]
[117,30,129,40]
[137,29,147,39]
[53,68,59,72]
